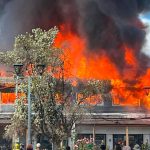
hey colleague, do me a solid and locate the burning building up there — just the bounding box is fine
[0,0,150,149]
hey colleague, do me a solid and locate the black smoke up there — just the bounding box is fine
[78,0,150,76]
[0,0,79,50]
[0,0,150,77]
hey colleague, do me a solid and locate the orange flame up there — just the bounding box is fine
[54,25,150,108]
[1,25,150,108]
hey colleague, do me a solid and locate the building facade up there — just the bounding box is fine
[0,77,150,149]
[76,101,150,150]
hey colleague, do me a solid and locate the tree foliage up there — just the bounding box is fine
[0,27,112,147]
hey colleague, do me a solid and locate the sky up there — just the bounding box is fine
[141,12,150,57]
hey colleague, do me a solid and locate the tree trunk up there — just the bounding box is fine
[53,141,61,150]
[53,143,58,150]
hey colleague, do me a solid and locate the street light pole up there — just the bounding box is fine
[13,64,32,144]
[13,63,45,145]
[15,75,32,145]
[27,76,31,144]
[15,76,19,97]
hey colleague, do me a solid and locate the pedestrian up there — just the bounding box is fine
[122,141,126,150]
[20,144,25,150]
[26,144,33,150]
[115,141,122,150]
[66,145,71,150]
[100,140,106,150]
[36,143,41,150]
[122,141,131,150]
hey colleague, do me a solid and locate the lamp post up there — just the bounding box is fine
[13,64,45,145]
[27,75,31,145]
[14,64,23,97]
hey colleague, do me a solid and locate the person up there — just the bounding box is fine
[66,145,71,150]
[115,141,122,150]
[36,143,41,150]
[13,143,20,150]
[20,144,25,150]
[26,144,33,150]
[122,141,131,150]
[122,141,127,150]
[100,140,106,150]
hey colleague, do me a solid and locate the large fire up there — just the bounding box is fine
[54,25,150,108]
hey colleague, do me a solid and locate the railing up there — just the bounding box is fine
[0,104,15,113]
[0,77,15,84]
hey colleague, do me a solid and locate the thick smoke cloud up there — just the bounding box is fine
[0,0,80,50]
[0,0,150,76]
[77,0,150,75]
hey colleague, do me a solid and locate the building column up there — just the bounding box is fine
[144,134,150,144]
[106,134,113,150]
[126,126,129,146]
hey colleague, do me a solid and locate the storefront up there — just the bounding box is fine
[113,134,143,149]
[76,110,150,150]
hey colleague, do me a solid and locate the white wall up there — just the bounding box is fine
[76,125,150,135]
[144,134,150,144]
[106,134,113,150]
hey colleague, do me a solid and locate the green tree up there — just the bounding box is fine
[0,27,112,149]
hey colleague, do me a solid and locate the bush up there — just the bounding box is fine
[74,137,94,150]
[141,143,150,150]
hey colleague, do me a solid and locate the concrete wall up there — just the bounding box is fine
[77,125,150,134]
[0,104,14,113]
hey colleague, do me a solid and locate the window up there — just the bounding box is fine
[1,92,16,103]
[113,134,143,149]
